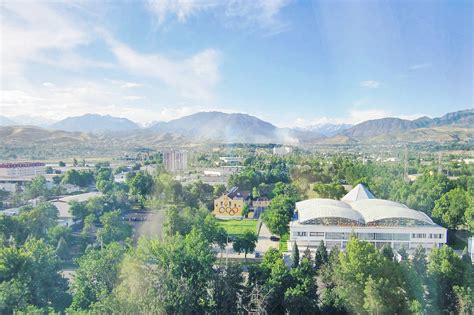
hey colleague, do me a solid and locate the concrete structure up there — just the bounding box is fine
[289,184,447,254]
[273,146,293,155]
[0,162,45,178]
[162,150,188,172]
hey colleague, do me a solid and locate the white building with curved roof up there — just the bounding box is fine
[289,184,447,254]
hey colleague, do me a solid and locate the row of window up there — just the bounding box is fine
[412,233,443,239]
[294,231,444,240]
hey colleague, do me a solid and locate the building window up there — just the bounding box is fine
[358,233,375,240]
[326,232,350,240]
[310,232,324,237]
[412,233,426,239]
[392,233,410,241]
[375,233,393,240]
[296,232,307,237]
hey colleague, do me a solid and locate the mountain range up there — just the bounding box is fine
[0,109,473,146]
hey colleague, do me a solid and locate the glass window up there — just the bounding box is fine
[310,232,324,237]
[392,233,410,241]
[326,232,350,240]
[375,233,393,240]
[357,233,375,240]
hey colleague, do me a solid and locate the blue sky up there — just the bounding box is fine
[1,0,472,127]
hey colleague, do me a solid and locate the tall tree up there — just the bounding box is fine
[233,231,257,259]
[432,188,472,229]
[314,240,328,270]
[427,245,468,313]
[291,242,299,268]
[70,242,126,311]
[0,239,70,313]
[262,194,295,237]
[96,210,132,246]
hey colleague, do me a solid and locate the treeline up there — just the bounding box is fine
[2,217,471,314]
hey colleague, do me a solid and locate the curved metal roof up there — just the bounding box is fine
[296,199,365,224]
[295,197,436,226]
[350,199,408,211]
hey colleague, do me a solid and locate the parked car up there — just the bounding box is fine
[270,236,280,241]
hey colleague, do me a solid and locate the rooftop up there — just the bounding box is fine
[295,184,437,227]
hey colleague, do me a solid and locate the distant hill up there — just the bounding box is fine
[0,126,92,146]
[51,114,140,132]
[149,111,323,143]
[0,115,17,126]
[341,109,473,139]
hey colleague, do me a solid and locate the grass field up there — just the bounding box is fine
[217,219,258,236]
[279,233,289,252]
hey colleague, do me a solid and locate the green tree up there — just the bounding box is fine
[334,237,408,314]
[313,182,346,200]
[129,172,154,199]
[284,257,319,314]
[233,230,257,259]
[291,242,299,268]
[412,245,427,278]
[262,194,294,237]
[58,161,65,167]
[0,239,70,313]
[96,210,132,246]
[70,242,126,311]
[69,200,88,220]
[314,240,328,270]
[24,176,49,199]
[209,263,244,314]
[427,245,468,313]
[432,188,472,229]
[109,229,216,314]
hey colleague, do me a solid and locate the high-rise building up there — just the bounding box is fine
[162,150,188,172]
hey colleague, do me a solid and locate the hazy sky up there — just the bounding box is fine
[1,0,472,127]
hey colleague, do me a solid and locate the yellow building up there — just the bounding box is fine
[213,187,248,217]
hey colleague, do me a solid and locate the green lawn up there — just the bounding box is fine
[217,219,258,236]
[279,233,289,252]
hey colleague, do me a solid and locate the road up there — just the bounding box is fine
[255,222,279,255]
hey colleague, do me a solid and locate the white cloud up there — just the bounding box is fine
[146,0,291,34]
[360,80,381,89]
[123,95,145,101]
[105,79,142,89]
[0,1,94,80]
[410,63,431,70]
[42,82,56,88]
[103,32,220,101]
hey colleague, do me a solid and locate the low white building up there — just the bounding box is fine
[0,162,45,178]
[289,184,447,254]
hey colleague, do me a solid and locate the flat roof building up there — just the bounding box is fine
[289,184,447,254]
[0,162,45,178]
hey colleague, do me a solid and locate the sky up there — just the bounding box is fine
[0,0,472,127]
